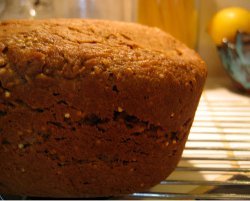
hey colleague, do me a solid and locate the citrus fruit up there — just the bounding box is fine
[208,7,250,45]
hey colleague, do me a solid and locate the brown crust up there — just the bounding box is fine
[0,19,207,197]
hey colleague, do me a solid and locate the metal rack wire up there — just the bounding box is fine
[126,88,250,200]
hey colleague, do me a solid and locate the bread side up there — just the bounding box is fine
[0,19,207,197]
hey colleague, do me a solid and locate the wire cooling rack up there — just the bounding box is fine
[126,87,250,200]
[1,85,250,200]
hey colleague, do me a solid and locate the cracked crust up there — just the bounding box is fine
[0,19,207,197]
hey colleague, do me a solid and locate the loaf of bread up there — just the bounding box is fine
[0,19,207,198]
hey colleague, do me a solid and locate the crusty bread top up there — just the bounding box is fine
[0,19,207,84]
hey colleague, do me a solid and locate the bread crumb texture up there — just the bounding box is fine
[0,19,206,81]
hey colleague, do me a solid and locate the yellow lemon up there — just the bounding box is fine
[208,7,250,45]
